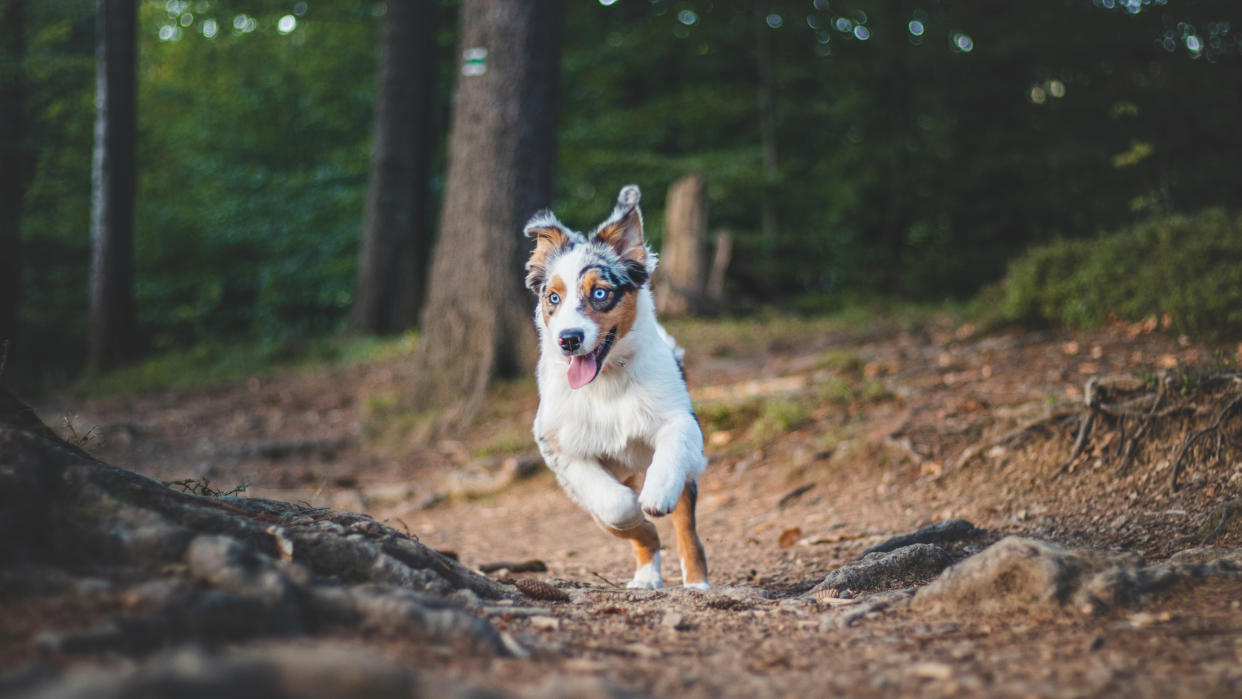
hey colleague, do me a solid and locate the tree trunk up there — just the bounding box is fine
[705,230,733,305]
[409,0,563,420]
[0,0,29,359]
[655,173,709,317]
[350,0,439,335]
[88,0,138,370]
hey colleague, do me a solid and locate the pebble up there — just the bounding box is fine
[661,611,685,630]
[530,615,560,631]
[909,661,954,681]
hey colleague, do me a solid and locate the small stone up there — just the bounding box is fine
[910,661,954,680]
[530,615,560,631]
[661,611,685,630]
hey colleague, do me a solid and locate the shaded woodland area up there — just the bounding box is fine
[4,1,1242,697]
[2,0,1240,397]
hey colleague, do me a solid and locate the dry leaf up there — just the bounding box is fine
[778,527,802,549]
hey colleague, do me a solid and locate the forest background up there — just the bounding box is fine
[4,0,1241,391]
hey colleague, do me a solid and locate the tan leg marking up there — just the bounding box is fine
[601,518,661,569]
[672,481,709,585]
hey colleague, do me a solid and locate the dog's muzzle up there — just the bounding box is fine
[558,329,584,354]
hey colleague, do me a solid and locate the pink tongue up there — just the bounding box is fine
[567,353,599,389]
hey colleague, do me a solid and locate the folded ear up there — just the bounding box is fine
[523,211,572,293]
[592,185,648,285]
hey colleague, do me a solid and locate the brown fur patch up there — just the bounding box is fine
[672,482,708,585]
[578,273,639,342]
[603,519,661,568]
[595,210,646,266]
[525,226,570,291]
[541,276,567,326]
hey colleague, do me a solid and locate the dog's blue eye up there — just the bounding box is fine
[592,288,608,301]
[548,292,560,305]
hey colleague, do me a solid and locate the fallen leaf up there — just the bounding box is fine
[778,527,802,549]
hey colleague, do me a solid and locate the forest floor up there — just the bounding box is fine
[17,313,1242,697]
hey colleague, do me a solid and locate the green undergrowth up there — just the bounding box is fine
[69,331,418,398]
[983,208,1242,339]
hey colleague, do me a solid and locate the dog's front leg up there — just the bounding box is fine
[547,455,663,589]
[638,414,706,518]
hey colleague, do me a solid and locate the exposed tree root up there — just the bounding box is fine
[1170,392,1242,493]
[0,387,517,664]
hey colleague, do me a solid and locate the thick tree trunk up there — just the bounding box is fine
[350,0,439,335]
[409,0,563,420]
[88,0,138,370]
[0,0,29,360]
[655,173,709,317]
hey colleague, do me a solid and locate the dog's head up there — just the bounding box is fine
[523,185,655,389]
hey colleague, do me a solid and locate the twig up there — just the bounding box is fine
[777,483,816,508]
[1170,393,1242,493]
[590,570,623,588]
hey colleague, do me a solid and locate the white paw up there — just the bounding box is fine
[638,480,681,518]
[683,581,710,591]
[626,557,663,589]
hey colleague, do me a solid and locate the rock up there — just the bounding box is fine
[661,611,686,630]
[809,544,954,597]
[863,519,985,555]
[912,537,1139,614]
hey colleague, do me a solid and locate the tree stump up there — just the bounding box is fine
[655,173,709,317]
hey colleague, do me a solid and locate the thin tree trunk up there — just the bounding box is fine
[409,0,562,420]
[0,0,30,357]
[656,173,709,317]
[350,0,438,334]
[88,0,138,370]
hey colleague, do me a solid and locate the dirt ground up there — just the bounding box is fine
[18,314,1242,697]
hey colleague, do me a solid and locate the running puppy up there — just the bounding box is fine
[524,185,709,590]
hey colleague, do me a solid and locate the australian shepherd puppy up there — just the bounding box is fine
[523,185,709,590]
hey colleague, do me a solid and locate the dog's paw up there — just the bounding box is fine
[638,482,681,518]
[683,581,710,591]
[626,560,663,589]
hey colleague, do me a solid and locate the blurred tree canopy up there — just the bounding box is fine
[9,0,1242,381]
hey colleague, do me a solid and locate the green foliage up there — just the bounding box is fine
[13,0,1242,384]
[996,209,1242,338]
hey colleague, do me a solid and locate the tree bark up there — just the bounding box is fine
[0,0,30,361]
[88,0,138,370]
[409,0,563,420]
[655,173,709,317]
[350,0,439,335]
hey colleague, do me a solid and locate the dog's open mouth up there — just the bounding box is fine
[567,328,617,390]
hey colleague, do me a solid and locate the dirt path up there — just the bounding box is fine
[22,316,1242,696]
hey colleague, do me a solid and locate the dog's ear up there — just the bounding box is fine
[524,211,572,293]
[593,185,649,286]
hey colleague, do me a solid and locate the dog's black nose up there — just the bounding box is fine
[558,329,584,353]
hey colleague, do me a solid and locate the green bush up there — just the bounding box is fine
[995,209,1242,338]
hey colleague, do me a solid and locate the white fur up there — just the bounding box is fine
[628,553,663,590]
[532,247,707,589]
